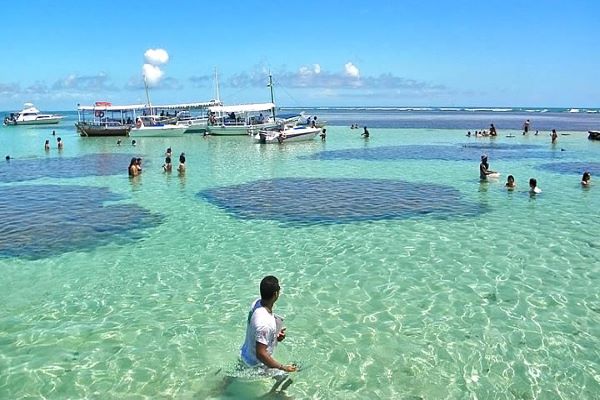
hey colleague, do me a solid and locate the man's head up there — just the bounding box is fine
[260,276,280,301]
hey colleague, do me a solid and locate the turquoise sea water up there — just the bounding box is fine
[0,112,599,399]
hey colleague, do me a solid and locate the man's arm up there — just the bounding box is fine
[255,342,297,372]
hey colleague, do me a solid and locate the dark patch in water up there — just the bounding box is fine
[301,144,562,162]
[0,185,162,259]
[199,178,486,226]
[537,162,600,175]
[0,153,140,183]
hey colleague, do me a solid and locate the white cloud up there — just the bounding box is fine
[144,48,169,65]
[143,64,164,86]
[314,64,321,74]
[344,62,360,78]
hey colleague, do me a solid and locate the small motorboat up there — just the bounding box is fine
[254,125,322,144]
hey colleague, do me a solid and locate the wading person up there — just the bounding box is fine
[240,276,297,392]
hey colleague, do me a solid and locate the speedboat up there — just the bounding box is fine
[254,125,322,144]
[4,103,64,125]
[129,115,187,137]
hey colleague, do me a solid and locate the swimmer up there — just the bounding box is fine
[132,140,137,146]
[166,147,172,157]
[57,137,63,150]
[136,157,143,174]
[551,129,558,144]
[44,140,50,151]
[117,139,122,146]
[128,157,139,177]
[178,152,186,174]
[320,128,326,141]
[529,178,542,194]
[581,171,591,186]
[479,154,497,180]
[163,156,172,172]
[361,126,370,138]
[505,175,516,189]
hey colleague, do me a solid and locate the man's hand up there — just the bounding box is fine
[277,328,286,342]
[281,363,298,372]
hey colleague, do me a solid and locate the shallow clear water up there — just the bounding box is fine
[0,115,599,399]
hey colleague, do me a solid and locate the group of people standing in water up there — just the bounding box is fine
[128,146,186,177]
[479,154,592,193]
[467,120,560,143]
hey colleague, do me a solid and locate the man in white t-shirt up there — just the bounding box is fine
[240,276,297,374]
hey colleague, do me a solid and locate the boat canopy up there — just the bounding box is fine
[209,103,275,113]
[153,100,222,110]
[78,104,147,112]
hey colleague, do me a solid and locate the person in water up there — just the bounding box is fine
[57,137,64,149]
[44,140,50,151]
[177,153,186,174]
[240,275,297,394]
[505,175,516,189]
[361,126,370,138]
[581,171,591,186]
[479,154,497,180]
[163,156,172,172]
[489,123,497,136]
[128,158,139,177]
[136,158,143,174]
[523,119,530,134]
[551,129,558,144]
[529,178,542,194]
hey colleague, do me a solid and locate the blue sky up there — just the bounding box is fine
[1,0,598,110]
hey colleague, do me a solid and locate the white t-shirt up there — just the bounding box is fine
[240,299,277,367]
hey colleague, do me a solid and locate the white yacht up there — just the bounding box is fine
[4,103,64,125]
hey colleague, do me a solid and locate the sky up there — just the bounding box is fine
[1,0,599,110]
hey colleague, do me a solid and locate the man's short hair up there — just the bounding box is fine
[260,276,280,300]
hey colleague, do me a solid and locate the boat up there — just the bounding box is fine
[129,115,187,137]
[3,103,64,125]
[206,102,279,136]
[76,102,147,137]
[588,131,600,141]
[152,100,222,133]
[254,124,322,144]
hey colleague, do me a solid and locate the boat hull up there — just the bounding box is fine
[5,117,63,125]
[129,126,187,137]
[255,127,321,144]
[207,122,278,136]
[76,122,130,137]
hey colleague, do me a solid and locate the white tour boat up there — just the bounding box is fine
[3,103,64,125]
[129,116,187,137]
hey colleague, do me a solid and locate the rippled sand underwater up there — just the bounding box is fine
[0,122,598,399]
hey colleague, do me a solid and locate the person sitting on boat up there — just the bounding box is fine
[258,113,265,123]
[209,113,217,125]
[311,116,318,128]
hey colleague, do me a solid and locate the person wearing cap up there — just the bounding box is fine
[479,154,496,180]
[240,276,297,375]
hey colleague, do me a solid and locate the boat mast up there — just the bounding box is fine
[268,72,276,119]
[214,67,220,103]
[143,74,153,114]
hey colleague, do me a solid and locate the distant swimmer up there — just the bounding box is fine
[163,156,172,172]
[44,139,50,151]
[529,178,542,194]
[178,152,186,174]
[132,140,137,146]
[489,123,497,136]
[479,154,497,180]
[523,119,530,134]
[581,171,591,186]
[117,139,122,146]
[505,175,516,190]
[361,126,370,138]
[57,137,64,150]
[551,129,558,144]
[467,131,471,137]
[320,128,327,141]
